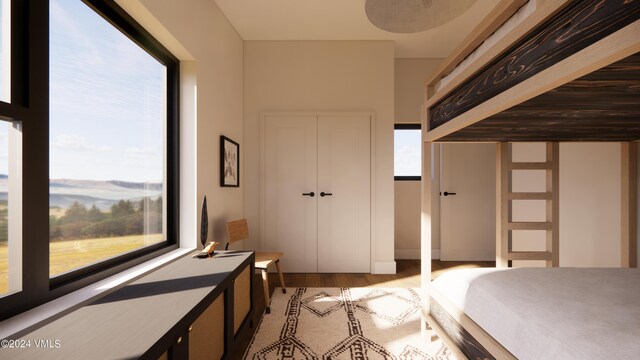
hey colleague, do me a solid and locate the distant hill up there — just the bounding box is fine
[50,178,162,190]
[50,194,117,211]
[1,178,162,210]
[107,180,163,191]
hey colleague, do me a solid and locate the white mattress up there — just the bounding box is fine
[431,267,640,360]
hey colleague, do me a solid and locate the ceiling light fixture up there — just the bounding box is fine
[365,0,477,34]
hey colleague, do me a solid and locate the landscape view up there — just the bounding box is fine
[0,175,164,293]
[1,0,168,295]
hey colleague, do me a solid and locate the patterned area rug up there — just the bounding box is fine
[243,287,456,360]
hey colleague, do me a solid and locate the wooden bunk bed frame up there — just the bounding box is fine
[420,1,640,359]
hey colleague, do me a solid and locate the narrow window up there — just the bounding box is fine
[394,124,422,180]
[0,0,20,299]
[0,121,9,295]
[0,0,10,103]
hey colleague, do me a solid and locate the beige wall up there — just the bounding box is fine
[122,0,245,249]
[394,181,422,258]
[394,59,441,122]
[511,143,622,267]
[244,41,396,273]
[394,59,441,259]
[560,143,621,267]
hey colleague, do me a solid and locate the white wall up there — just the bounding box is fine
[121,0,245,249]
[244,41,396,273]
[394,59,441,259]
[511,143,621,267]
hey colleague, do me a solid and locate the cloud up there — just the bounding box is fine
[124,146,160,160]
[395,145,421,175]
[123,146,162,176]
[50,0,105,67]
[52,134,112,152]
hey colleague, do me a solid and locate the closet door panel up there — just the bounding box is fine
[317,116,371,272]
[263,116,318,272]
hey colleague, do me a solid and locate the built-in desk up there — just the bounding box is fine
[3,250,255,360]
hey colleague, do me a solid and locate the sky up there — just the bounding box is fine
[48,0,166,182]
[394,129,421,176]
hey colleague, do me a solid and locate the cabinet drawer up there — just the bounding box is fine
[233,265,251,334]
[189,295,225,360]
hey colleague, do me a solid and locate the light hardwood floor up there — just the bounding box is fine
[233,259,494,359]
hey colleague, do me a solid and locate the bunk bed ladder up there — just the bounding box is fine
[496,143,559,268]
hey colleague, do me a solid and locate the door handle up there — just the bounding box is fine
[302,192,315,197]
[443,191,456,196]
[320,192,333,197]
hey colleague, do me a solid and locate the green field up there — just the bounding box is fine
[0,201,7,243]
[0,233,163,294]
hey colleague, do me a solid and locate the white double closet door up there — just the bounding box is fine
[261,114,371,273]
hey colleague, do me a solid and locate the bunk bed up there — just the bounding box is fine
[421,1,640,359]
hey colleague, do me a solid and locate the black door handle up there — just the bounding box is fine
[302,192,315,197]
[320,192,332,197]
[443,191,456,196]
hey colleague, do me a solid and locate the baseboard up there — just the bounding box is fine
[373,261,396,274]
[393,249,440,260]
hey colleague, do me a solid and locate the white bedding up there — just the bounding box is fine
[431,267,640,360]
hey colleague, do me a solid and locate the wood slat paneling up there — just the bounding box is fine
[429,0,640,133]
[438,52,640,142]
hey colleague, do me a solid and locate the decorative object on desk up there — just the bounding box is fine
[200,195,208,249]
[194,241,220,258]
[220,135,240,187]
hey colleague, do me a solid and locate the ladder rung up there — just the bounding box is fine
[506,251,553,261]
[508,222,552,230]
[508,162,552,170]
[508,192,553,200]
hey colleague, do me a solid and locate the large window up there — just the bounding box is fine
[49,0,167,278]
[0,1,178,320]
[394,124,421,180]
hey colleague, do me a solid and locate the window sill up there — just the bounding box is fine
[0,247,193,339]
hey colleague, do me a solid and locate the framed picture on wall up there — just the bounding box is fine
[220,135,240,187]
